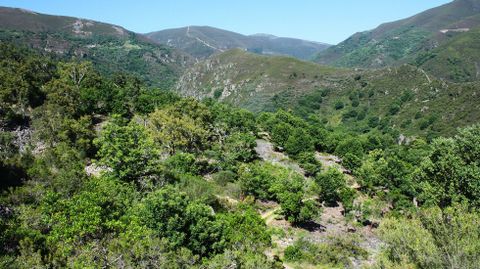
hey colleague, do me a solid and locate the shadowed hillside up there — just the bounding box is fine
[0,7,192,88]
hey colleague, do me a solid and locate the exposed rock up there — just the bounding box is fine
[85,162,111,177]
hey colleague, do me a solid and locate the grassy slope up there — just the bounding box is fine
[0,7,191,88]
[318,65,480,137]
[177,49,480,137]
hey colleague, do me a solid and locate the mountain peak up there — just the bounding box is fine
[250,33,277,39]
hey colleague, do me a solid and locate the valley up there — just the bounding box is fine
[1,1,480,268]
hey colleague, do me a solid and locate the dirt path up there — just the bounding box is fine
[261,206,278,225]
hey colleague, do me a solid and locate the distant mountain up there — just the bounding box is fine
[315,0,480,81]
[0,7,192,88]
[146,26,330,60]
[177,49,480,136]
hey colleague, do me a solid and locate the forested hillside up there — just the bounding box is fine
[1,40,480,269]
[177,49,480,138]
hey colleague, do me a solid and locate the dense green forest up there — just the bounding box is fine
[1,40,479,269]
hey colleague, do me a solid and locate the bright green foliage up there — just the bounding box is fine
[32,110,96,153]
[218,205,271,251]
[139,187,225,256]
[456,124,480,165]
[238,162,276,200]
[134,87,181,115]
[3,24,480,269]
[342,152,362,171]
[270,174,316,223]
[43,62,100,117]
[147,100,213,154]
[335,137,363,158]
[271,122,294,148]
[163,153,200,177]
[338,187,357,213]
[209,102,257,133]
[95,119,160,182]
[280,192,317,224]
[27,142,87,197]
[416,125,480,207]
[284,128,314,156]
[377,204,480,269]
[29,177,136,266]
[335,137,364,170]
[315,168,346,204]
[259,110,315,157]
[355,148,417,209]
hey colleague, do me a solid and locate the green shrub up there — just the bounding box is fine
[416,125,480,207]
[334,100,345,110]
[315,168,348,205]
[389,104,400,115]
[94,119,160,182]
[284,128,314,156]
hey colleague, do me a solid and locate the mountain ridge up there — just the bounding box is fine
[146,25,331,60]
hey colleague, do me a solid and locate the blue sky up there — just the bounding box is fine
[0,0,452,44]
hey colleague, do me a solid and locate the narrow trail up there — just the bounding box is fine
[186,26,224,52]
